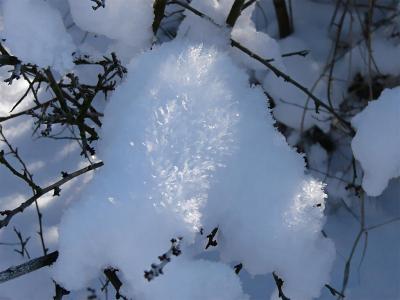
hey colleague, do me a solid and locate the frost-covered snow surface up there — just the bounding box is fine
[352,87,400,196]
[54,41,334,300]
[1,0,75,73]
[1,0,400,299]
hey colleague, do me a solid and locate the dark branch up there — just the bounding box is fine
[91,0,105,10]
[144,237,183,281]
[234,263,243,274]
[0,251,58,284]
[325,283,345,298]
[205,227,218,249]
[104,268,127,300]
[53,281,70,300]
[226,0,246,27]
[273,0,293,38]
[153,0,168,35]
[0,161,104,229]
[272,272,290,300]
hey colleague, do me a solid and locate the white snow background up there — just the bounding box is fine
[0,0,399,299]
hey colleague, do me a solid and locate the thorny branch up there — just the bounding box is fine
[0,126,48,254]
[144,237,183,281]
[0,161,104,229]
[0,251,58,284]
[13,227,30,259]
[0,43,127,159]
[0,10,124,296]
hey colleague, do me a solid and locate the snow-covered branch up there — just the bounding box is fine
[144,238,183,281]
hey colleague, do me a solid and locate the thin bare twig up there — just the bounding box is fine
[0,161,104,229]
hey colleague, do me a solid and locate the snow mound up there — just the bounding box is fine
[177,0,282,72]
[54,41,334,300]
[54,41,245,298]
[143,259,249,300]
[231,25,282,72]
[1,0,75,73]
[352,87,400,196]
[68,0,153,51]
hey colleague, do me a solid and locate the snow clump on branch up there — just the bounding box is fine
[352,87,400,196]
[67,0,154,52]
[54,40,334,300]
[1,0,75,73]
